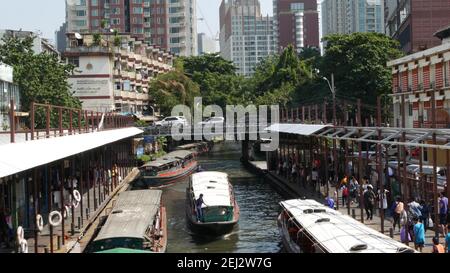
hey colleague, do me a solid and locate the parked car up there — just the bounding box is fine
[155,116,189,127]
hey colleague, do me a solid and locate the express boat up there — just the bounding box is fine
[278,199,417,253]
[137,150,197,188]
[186,172,239,235]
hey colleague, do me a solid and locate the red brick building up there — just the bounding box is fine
[385,0,450,54]
[273,0,320,52]
[387,27,450,129]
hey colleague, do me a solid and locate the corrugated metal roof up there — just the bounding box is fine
[265,123,329,136]
[0,127,143,179]
[280,199,416,253]
[191,172,232,207]
[141,150,194,168]
[94,190,162,242]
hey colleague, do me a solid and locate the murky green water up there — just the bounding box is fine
[163,142,284,253]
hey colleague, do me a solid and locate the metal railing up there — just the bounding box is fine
[1,100,135,144]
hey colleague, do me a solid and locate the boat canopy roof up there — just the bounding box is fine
[191,172,232,207]
[176,142,207,150]
[280,199,416,253]
[141,150,193,168]
[94,190,162,242]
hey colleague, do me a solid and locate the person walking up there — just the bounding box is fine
[413,218,425,252]
[419,200,430,232]
[438,192,448,236]
[311,168,318,191]
[341,185,349,207]
[432,236,445,253]
[400,209,410,245]
[393,197,404,232]
[364,185,376,220]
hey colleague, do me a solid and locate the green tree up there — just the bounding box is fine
[181,53,236,76]
[149,69,200,117]
[320,32,403,107]
[0,35,81,128]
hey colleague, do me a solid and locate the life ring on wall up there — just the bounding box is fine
[48,211,62,227]
[20,239,28,253]
[73,190,81,202]
[16,226,24,242]
[36,214,44,232]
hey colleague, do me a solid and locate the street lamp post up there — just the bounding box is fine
[323,74,336,126]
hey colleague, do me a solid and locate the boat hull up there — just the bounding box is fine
[277,214,300,253]
[138,161,198,188]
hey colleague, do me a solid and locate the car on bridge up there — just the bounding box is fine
[197,117,224,127]
[155,116,189,128]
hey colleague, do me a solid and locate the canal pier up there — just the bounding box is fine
[0,102,140,253]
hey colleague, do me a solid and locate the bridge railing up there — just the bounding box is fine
[1,100,135,143]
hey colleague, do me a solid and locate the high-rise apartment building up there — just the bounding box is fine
[198,33,217,55]
[322,0,384,37]
[219,0,275,76]
[273,0,320,53]
[65,0,197,56]
[385,0,450,54]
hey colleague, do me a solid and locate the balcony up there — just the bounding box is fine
[137,93,149,101]
[65,46,113,55]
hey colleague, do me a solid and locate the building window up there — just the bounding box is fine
[111,18,120,25]
[418,66,423,89]
[68,57,79,67]
[133,7,143,14]
[91,9,98,16]
[91,0,98,6]
[76,10,86,17]
[408,103,413,116]
[445,61,450,87]
[430,64,436,88]
[408,69,412,90]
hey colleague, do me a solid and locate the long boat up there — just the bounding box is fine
[278,199,417,253]
[87,190,167,253]
[186,172,239,235]
[136,150,198,188]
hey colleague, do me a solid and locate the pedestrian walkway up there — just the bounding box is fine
[264,168,441,253]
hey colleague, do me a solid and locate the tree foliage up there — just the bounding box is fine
[320,32,403,106]
[149,69,200,117]
[0,35,81,128]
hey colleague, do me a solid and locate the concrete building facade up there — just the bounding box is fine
[273,0,320,53]
[219,0,275,76]
[65,0,197,56]
[64,32,174,114]
[322,0,384,37]
[197,33,217,55]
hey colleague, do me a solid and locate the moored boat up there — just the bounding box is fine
[186,172,239,235]
[87,190,167,253]
[136,150,197,188]
[278,199,417,253]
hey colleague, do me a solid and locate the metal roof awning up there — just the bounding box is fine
[265,123,330,136]
[0,127,143,179]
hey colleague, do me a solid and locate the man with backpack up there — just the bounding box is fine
[364,185,376,220]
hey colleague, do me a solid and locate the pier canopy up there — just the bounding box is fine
[0,127,143,178]
[265,123,330,136]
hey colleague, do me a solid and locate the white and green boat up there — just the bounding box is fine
[186,172,240,235]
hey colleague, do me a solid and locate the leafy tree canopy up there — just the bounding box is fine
[320,32,403,106]
[0,35,81,127]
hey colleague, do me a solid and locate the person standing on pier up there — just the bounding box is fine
[438,192,448,236]
[432,236,445,253]
[363,185,376,220]
[413,218,425,252]
[393,197,404,232]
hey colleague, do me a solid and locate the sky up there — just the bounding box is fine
[0,0,274,44]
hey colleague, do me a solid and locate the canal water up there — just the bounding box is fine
[163,142,284,253]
